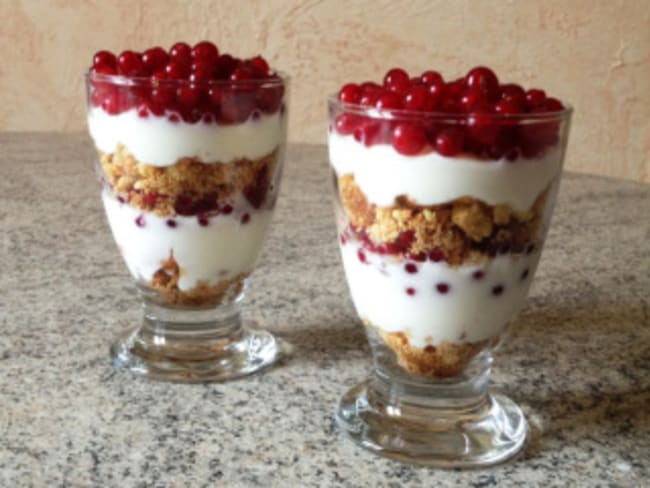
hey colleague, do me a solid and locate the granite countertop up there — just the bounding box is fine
[1,133,649,487]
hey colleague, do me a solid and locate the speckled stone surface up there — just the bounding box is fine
[1,133,649,487]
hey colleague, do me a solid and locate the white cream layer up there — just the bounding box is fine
[328,132,561,212]
[88,108,286,167]
[102,191,272,290]
[340,240,540,347]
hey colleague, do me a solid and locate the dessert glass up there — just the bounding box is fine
[329,97,572,465]
[86,71,288,382]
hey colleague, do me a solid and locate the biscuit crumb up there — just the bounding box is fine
[150,251,249,307]
[99,145,279,216]
[338,174,548,266]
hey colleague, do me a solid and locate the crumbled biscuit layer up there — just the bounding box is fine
[378,330,495,378]
[150,251,248,307]
[99,144,278,216]
[339,174,547,266]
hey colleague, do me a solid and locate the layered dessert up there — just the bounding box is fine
[329,67,567,377]
[87,42,287,307]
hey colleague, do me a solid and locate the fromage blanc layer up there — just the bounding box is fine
[340,239,540,347]
[329,132,561,212]
[102,191,272,290]
[89,108,286,166]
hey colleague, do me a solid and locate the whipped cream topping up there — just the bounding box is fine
[88,108,286,167]
[102,191,272,290]
[340,239,540,347]
[329,132,562,212]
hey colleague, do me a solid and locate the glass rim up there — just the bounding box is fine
[86,70,289,88]
[328,94,573,122]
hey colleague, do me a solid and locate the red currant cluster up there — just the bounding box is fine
[89,42,284,124]
[335,66,566,160]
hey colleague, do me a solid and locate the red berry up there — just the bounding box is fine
[495,98,524,115]
[500,83,526,104]
[221,204,233,215]
[392,123,427,155]
[151,86,175,107]
[192,41,219,63]
[256,84,284,113]
[334,114,361,135]
[92,63,117,75]
[142,47,168,73]
[338,83,362,104]
[165,61,190,79]
[220,89,256,123]
[353,120,382,146]
[420,70,443,86]
[525,89,546,108]
[383,68,410,93]
[465,66,499,100]
[445,79,465,100]
[144,98,165,116]
[151,69,167,80]
[241,213,251,225]
[459,90,485,112]
[213,54,238,79]
[427,79,446,97]
[395,230,415,252]
[166,219,177,228]
[137,104,149,118]
[358,249,367,263]
[101,94,119,115]
[429,248,446,262]
[359,91,380,106]
[190,61,213,82]
[406,287,416,296]
[93,51,117,69]
[198,215,210,226]
[135,215,145,227]
[492,284,505,296]
[361,81,382,92]
[143,192,158,206]
[538,97,564,112]
[117,51,145,77]
[403,86,430,111]
[467,109,500,145]
[230,66,254,82]
[407,252,427,262]
[404,263,418,274]
[176,84,201,108]
[248,55,270,76]
[170,42,192,62]
[436,283,450,294]
[486,128,517,160]
[435,128,464,156]
[472,269,485,280]
[375,92,402,110]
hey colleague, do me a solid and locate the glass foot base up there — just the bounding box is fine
[335,380,527,467]
[110,326,286,383]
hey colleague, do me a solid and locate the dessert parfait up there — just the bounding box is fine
[329,66,571,465]
[86,42,288,381]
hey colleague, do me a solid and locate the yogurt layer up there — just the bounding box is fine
[340,238,541,347]
[102,191,272,290]
[89,108,286,167]
[329,132,561,213]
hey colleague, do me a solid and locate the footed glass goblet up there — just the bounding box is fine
[328,92,571,465]
[86,66,288,382]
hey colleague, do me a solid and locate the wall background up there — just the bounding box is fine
[1,0,648,182]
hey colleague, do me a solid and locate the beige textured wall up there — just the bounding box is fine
[1,0,649,182]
